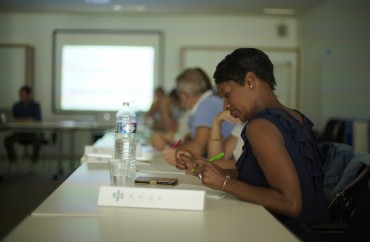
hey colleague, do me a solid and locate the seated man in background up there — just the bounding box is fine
[163,67,234,165]
[4,85,42,174]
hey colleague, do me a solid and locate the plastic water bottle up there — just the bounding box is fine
[114,102,137,179]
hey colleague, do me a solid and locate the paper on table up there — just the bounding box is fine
[136,153,153,162]
[83,145,153,164]
[174,184,226,199]
[84,145,113,156]
[82,154,150,166]
[81,153,111,164]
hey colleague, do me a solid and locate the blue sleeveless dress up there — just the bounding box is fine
[236,108,331,224]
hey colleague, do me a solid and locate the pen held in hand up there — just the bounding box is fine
[190,152,224,175]
[208,152,224,163]
[171,139,182,149]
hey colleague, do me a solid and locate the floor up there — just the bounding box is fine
[0,156,76,240]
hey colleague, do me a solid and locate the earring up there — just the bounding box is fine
[248,79,254,89]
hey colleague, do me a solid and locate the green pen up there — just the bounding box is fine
[208,152,224,163]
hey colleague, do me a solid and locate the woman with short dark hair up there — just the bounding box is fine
[175,48,331,225]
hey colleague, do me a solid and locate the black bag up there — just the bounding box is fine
[328,166,370,224]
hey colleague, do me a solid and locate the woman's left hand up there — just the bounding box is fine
[199,163,227,191]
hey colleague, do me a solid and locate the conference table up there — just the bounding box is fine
[0,120,113,178]
[2,134,300,242]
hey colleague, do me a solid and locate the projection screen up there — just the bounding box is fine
[52,29,163,113]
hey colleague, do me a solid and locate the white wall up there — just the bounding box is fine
[2,0,370,157]
[0,13,297,156]
[298,0,370,130]
[0,13,297,121]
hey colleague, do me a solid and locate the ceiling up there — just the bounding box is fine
[0,0,327,16]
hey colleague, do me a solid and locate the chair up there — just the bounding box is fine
[342,187,370,242]
[320,118,346,143]
[17,131,57,169]
[309,187,370,242]
[307,143,370,242]
[39,131,57,169]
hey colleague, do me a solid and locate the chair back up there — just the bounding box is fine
[320,119,346,143]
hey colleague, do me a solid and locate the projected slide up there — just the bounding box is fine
[52,29,163,113]
[61,45,154,111]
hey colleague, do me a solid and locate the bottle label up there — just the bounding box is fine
[116,122,137,134]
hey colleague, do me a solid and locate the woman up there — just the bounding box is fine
[175,48,331,225]
[147,87,183,133]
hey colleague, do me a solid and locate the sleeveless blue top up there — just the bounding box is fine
[236,108,331,224]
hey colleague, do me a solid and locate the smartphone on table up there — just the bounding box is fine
[135,176,178,185]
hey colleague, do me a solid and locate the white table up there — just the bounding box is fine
[4,209,298,242]
[5,167,299,242]
[31,162,189,216]
[3,135,300,242]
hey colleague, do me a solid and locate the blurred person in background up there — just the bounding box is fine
[162,67,234,165]
[150,88,189,150]
[146,86,183,133]
[4,85,42,174]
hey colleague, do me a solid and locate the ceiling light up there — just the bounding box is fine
[117,5,147,12]
[113,5,122,11]
[85,0,111,4]
[263,8,296,15]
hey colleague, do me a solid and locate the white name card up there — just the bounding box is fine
[98,186,205,211]
[84,145,113,155]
